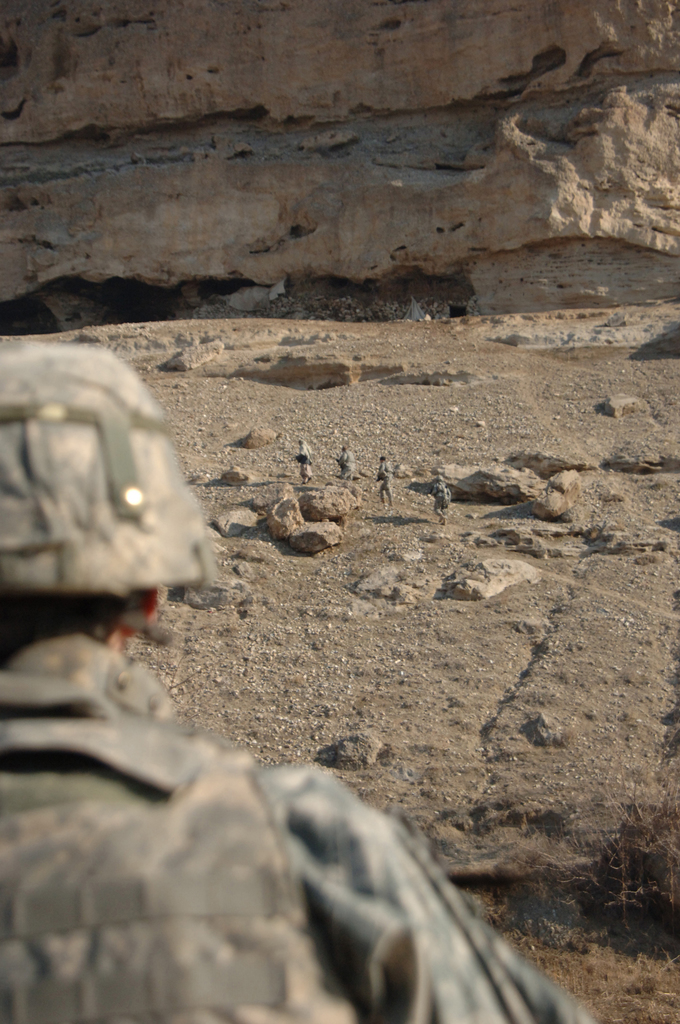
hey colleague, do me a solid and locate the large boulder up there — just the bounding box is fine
[210,509,259,537]
[506,452,595,479]
[220,467,259,485]
[298,486,360,523]
[251,482,295,515]
[441,558,541,601]
[604,395,647,418]
[267,497,304,540]
[434,464,544,504]
[604,451,680,474]
[289,522,343,554]
[335,732,384,769]
[241,426,278,449]
[532,470,582,521]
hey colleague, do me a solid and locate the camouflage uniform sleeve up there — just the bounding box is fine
[259,767,597,1024]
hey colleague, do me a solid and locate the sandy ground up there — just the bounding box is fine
[9,309,680,1022]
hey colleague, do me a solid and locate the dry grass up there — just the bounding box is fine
[583,786,680,932]
[462,786,680,1022]
[514,940,680,1024]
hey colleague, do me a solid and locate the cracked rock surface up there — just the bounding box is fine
[5,1,680,318]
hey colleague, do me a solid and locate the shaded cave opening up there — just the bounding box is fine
[0,270,474,335]
[0,276,259,335]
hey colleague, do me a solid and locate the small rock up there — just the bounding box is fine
[241,426,278,449]
[393,464,413,479]
[514,618,548,635]
[326,731,384,769]
[298,487,359,523]
[232,562,256,579]
[210,509,259,537]
[441,558,541,601]
[171,342,221,371]
[233,544,271,564]
[220,467,259,485]
[605,394,647,418]
[634,551,666,565]
[165,341,224,371]
[267,497,304,540]
[251,482,295,515]
[187,469,210,484]
[532,470,582,521]
[519,713,565,747]
[355,566,403,597]
[289,522,343,554]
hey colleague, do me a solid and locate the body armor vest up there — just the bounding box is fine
[0,636,355,1024]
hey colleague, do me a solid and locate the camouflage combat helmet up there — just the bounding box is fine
[0,343,215,595]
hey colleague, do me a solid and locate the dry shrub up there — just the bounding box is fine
[584,787,680,931]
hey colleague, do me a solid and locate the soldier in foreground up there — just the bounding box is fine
[377,454,395,508]
[430,474,452,524]
[0,343,595,1024]
[337,444,357,480]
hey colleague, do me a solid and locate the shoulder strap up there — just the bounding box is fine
[0,716,249,793]
[0,671,110,718]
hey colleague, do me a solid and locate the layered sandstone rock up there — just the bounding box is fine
[3,1,680,315]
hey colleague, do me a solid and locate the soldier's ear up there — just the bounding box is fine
[141,589,159,622]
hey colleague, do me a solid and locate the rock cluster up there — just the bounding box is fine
[260,485,361,554]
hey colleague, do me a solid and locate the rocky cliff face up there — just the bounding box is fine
[3,1,680,322]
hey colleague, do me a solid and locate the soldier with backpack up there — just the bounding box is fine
[296,438,313,483]
[377,455,395,508]
[430,473,452,524]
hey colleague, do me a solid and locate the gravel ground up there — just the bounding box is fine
[15,311,679,1023]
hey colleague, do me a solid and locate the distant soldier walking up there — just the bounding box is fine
[377,455,394,508]
[336,445,356,480]
[296,438,313,484]
[430,474,451,524]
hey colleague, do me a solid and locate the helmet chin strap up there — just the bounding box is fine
[113,590,172,648]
